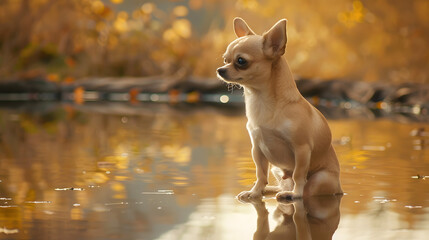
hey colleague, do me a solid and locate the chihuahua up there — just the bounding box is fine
[217,18,342,200]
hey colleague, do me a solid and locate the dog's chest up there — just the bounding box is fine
[248,123,296,169]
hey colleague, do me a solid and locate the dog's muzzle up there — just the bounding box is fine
[216,67,228,79]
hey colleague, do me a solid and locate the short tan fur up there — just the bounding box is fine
[217,18,342,200]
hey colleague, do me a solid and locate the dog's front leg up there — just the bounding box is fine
[238,147,269,200]
[277,145,310,200]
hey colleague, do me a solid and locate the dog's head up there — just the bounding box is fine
[217,17,287,87]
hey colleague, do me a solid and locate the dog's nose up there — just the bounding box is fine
[217,68,227,78]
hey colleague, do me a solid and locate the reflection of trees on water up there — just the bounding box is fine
[0,103,250,239]
[0,104,428,238]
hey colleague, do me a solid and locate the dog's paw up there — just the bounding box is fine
[276,191,302,202]
[237,190,262,203]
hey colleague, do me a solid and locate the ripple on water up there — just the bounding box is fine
[54,187,85,191]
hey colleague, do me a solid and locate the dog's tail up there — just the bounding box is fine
[268,166,294,192]
[263,185,281,194]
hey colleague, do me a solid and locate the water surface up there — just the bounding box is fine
[0,103,428,239]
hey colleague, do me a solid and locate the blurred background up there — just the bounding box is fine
[0,0,428,83]
[1,1,429,239]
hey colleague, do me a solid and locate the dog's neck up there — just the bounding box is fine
[243,56,301,110]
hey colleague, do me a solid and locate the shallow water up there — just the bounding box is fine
[0,103,428,240]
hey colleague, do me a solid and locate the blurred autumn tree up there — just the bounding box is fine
[0,0,427,83]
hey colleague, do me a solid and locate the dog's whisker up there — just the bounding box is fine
[227,83,236,93]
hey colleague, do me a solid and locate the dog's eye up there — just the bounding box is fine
[237,57,247,65]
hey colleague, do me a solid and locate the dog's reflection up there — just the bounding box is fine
[249,195,342,240]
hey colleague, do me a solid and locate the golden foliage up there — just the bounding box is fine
[0,0,427,82]
[110,0,123,4]
[173,5,189,17]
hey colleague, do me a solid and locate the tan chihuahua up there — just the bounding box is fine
[217,18,342,200]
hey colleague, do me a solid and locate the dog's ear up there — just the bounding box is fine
[262,19,287,58]
[233,17,256,38]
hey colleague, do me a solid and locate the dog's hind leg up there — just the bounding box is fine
[304,170,342,197]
